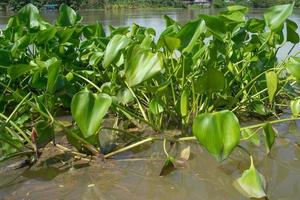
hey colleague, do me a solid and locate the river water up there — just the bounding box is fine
[1,8,300,200]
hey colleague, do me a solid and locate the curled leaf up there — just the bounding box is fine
[234,156,267,199]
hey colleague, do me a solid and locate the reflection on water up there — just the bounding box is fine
[0,120,300,199]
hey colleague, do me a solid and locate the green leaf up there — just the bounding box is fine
[264,3,294,31]
[263,123,276,154]
[17,3,47,30]
[194,69,225,94]
[0,49,11,66]
[242,129,260,147]
[11,35,30,57]
[159,156,176,176]
[180,89,188,117]
[149,98,164,115]
[192,110,240,161]
[246,18,265,33]
[164,15,178,27]
[116,88,134,105]
[265,71,278,104]
[286,57,300,80]
[83,23,106,39]
[47,58,61,94]
[286,19,299,44]
[103,34,131,68]
[36,27,57,44]
[234,156,267,199]
[56,4,82,27]
[125,45,163,87]
[71,89,112,138]
[163,36,181,52]
[291,98,300,117]
[176,19,205,53]
[35,121,54,148]
[8,64,37,79]
[199,14,226,40]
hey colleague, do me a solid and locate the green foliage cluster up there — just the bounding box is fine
[0,4,300,198]
[5,0,88,10]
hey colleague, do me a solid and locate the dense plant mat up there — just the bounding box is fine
[1,3,300,198]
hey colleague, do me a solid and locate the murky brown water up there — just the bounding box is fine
[0,119,300,200]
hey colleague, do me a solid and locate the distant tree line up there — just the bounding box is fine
[1,0,300,11]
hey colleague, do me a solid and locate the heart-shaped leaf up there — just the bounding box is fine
[192,110,240,161]
[71,89,112,138]
[103,34,131,68]
[234,156,267,199]
[56,4,82,27]
[287,19,299,44]
[125,45,163,87]
[264,3,294,31]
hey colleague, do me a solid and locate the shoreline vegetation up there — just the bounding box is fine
[0,2,300,198]
[1,1,300,11]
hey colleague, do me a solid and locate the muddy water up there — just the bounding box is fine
[0,119,300,200]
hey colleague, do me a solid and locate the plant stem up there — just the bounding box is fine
[0,113,35,149]
[103,116,300,158]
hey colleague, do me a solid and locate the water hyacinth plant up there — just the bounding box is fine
[0,3,300,198]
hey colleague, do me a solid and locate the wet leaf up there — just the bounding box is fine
[71,89,112,138]
[265,71,278,104]
[125,45,163,87]
[192,110,240,161]
[263,123,276,154]
[234,156,267,199]
[264,3,294,31]
[291,98,300,117]
[103,34,131,68]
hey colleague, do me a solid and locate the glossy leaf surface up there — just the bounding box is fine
[234,157,267,198]
[264,3,293,30]
[125,46,163,87]
[192,110,240,161]
[71,89,112,138]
